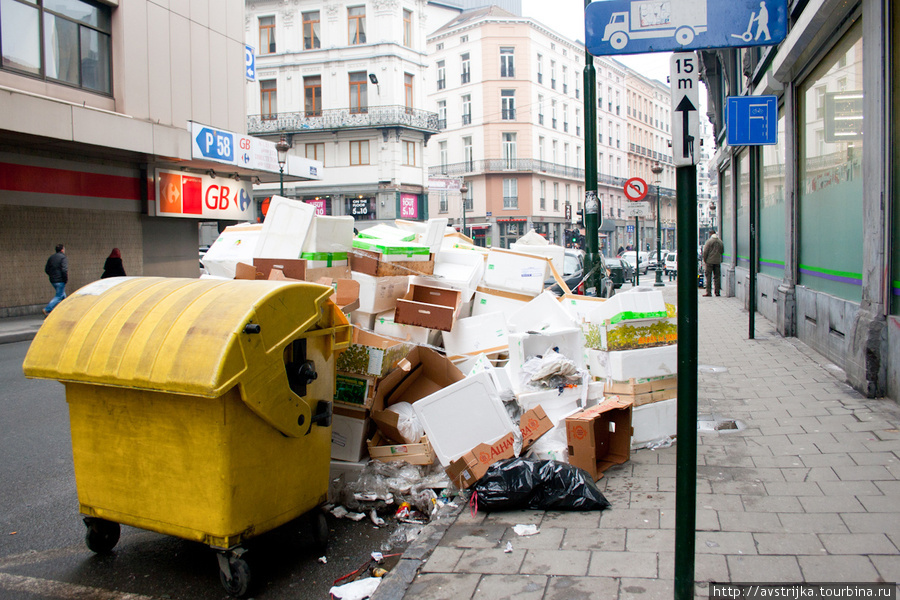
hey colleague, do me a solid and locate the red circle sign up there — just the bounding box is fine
[624,177,649,201]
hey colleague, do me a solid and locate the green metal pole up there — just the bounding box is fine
[279,166,284,197]
[583,0,600,295]
[634,217,640,286]
[675,164,698,600]
[749,146,759,339]
[655,181,664,286]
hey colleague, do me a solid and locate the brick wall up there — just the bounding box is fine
[0,206,143,317]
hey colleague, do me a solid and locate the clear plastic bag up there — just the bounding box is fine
[520,349,582,389]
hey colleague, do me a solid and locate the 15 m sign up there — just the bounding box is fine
[670,52,700,167]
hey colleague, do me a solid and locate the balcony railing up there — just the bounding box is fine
[429,159,584,179]
[248,105,441,134]
[462,114,472,125]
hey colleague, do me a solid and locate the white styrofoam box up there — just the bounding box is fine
[586,345,678,381]
[201,224,262,279]
[352,238,432,262]
[352,273,410,314]
[357,224,416,242]
[432,249,486,302]
[328,459,367,502]
[412,371,518,467]
[588,287,667,325]
[302,215,355,254]
[558,294,608,324]
[471,289,530,317]
[509,242,565,275]
[374,310,430,345]
[349,310,377,330]
[442,312,510,358]
[482,249,550,296]
[514,229,550,246]
[517,386,585,424]
[631,397,677,447]
[303,258,349,269]
[421,218,449,254]
[331,412,369,462]
[507,291,579,334]
[254,196,315,259]
[507,328,587,393]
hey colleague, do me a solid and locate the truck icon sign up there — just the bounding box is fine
[602,0,708,50]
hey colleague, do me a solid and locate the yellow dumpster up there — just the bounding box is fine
[23,277,350,596]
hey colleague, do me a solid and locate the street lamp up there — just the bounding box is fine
[459,181,468,238]
[276,134,290,197]
[651,162,664,287]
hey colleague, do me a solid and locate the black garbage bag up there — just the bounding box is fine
[471,457,611,511]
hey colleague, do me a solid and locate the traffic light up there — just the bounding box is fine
[576,209,584,227]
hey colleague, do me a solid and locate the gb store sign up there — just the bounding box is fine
[155,170,254,220]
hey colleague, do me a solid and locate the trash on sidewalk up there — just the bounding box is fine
[513,524,540,536]
[329,575,380,600]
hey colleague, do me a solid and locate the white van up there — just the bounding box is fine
[623,251,649,275]
[664,251,677,275]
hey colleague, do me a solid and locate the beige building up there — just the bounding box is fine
[0,0,291,317]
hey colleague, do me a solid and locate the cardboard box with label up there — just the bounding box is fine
[605,375,678,407]
[352,273,410,314]
[334,372,377,409]
[482,249,551,297]
[331,404,370,463]
[366,432,436,465]
[565,397,634,481]
[394,284,462,332]
[350,249,435,277]
[335,326,416,379]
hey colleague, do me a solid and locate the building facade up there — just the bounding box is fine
[699,0,897,400]
[245,0,459,225]
[0,0,274,317]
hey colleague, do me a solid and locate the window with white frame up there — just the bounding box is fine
[503,178,518,209]
[501,89,516,120]
[563,104,568,132]
[461,52,470,84]
[562,65,568,94]
[553,182,559,211]
[552,100,557,129]
[461,94,472,125]
[500,47,515,77]
[404,140,416,165]
[439,141,448,172]
[437,100,447,129]
[502,132,517,168]
[463,136,473,171]
[539,136,545,163]
[436,60,446,90]
[537,53,543,83]
[540,180,546,210]
[538,95,544,125]
[550,60,556,89]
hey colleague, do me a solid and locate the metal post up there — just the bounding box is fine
[653,163,664,286]
[634,216,640,286]
[460,181,469,238]
[279,166,284,197]
[749,146,759,339]
[583,0,600,295]
[675,164,698,600]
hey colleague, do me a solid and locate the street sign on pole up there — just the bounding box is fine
[623,177,649,201]
[670,52,700,167]
[245,45,256,81]
[726,95,778,145]
[584,0,788,56]
[624,201,651,217]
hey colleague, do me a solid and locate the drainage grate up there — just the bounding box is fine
[697,414,747,433]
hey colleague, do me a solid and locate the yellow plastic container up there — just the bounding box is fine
[23,277,350,551]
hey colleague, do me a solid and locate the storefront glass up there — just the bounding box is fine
[798,21,863,302]
[736,150,750,270]
[760,114,786,279]
[720,163,733,263]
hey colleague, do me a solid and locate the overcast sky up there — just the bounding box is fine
[520,0,673,85]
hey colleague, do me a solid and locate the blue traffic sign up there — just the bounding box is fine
[726,96,778,146]
[585,0,787,56]
[627,224,635,232]
[195,127,234,162]
[245,45,256,82]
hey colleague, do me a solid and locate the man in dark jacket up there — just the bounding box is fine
[43,244,67,315]
[702,231,724,297]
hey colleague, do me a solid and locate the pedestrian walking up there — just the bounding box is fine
[101,248,126,279]
[702,230,724,297]
[43,243,67,315]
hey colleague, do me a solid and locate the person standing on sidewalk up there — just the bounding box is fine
[702,231,724,297]
[43,244,67,315]
[101,248,126,278]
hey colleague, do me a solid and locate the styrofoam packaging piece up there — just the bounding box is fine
[254,196,315,259]
[559,295,608,324]
[514,229,550,246]
[201,224,262,279]
[443,312,510,357]
[373,310,430,345]
[351,238,432,262]
[302,215,355,254]
[349,310,377,330]
[517,386,584,424]
[631,397,677,446]
[357,224,416,242]
[509,242,565,275]
[433,249,486,302]
[471,289,530,317]
[586,345,678,381]
[588,287,667,325]
[421,218,449,254]
[351,273,409,314]
[412,371,518,467]
[482,249,550,296]
[508,327,587,393]
[507,291,579,334]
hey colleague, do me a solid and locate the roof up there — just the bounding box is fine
[431,5,520,35]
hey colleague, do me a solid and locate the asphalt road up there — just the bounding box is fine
[0,340,405,600]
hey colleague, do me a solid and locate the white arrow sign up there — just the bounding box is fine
[670,52,700,167]
[624,201,651,217]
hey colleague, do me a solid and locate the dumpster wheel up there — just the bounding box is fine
[83,518,120,554]
[311,511,329,553]
[217,549,252,597]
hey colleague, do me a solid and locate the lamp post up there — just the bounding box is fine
[652,162,664,287]
[276,134,290,197]
[460,181,468,237]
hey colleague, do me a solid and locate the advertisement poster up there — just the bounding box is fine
[400,193,418,219]
[156,170,254,220]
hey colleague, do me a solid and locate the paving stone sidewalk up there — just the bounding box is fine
[388,288,900,600]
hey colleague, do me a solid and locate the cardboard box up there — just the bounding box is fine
[631,397,677,447]
[471,286,532,317]
[352,273,409,314]
[331,405,369,463]
[370,346,466,442]
[605,375,678,407]
[351,238,432,261]
[445,432,517,489]
[235,258,308,281]
[442,312,510,358]
[366,432,435,465]
[519,405,553,450]
[482,249,551,297]
[334,372,377,409]
[350,249,435,277]
[335,326,416,379]
[374,310,431,345]
[315,277,360,314]
[349,310,377,330]
[301,252,350,269]
[565,397,634,481]
[394,284,462,332]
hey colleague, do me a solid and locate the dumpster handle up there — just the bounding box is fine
[243,323,261,334]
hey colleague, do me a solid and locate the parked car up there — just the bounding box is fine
[622,251,649,275]
[545,249,614,298]
[605,256,634,289]
[646,250,668,272]
[664,251,677,276]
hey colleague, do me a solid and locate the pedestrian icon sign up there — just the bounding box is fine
[726,96,778,146]
[585,0,787,56]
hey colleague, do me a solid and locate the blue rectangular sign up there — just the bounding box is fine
[245,45,256,82]
[726,96,778,146]
[585,0,787,56]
